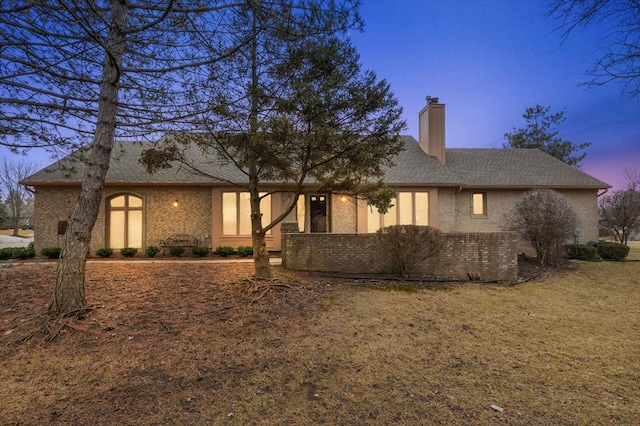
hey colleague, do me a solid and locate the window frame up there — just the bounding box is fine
[367,191,430,232]
[106,193,144,249]
[222,191,272,236]
[472,192,488,218]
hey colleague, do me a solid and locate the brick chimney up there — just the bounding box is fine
[418,96,445,164]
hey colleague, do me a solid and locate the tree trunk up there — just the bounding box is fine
[249,165,272,279]
[48,1,128,318]
[246,14,272,280]
[252,229,272,279]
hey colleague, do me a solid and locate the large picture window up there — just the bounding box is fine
[222,192,271,235]
[367,191,429,232]
[107,194,143,249]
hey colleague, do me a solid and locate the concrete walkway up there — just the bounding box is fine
[4,256,282,266]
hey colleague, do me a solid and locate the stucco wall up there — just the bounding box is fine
[283,232,519,281]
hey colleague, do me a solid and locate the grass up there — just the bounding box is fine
[0,228,34,238]
[0,247,639,425]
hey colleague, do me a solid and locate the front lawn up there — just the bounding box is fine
[1,251,638,425]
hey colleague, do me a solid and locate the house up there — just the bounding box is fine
[22,99,609,256]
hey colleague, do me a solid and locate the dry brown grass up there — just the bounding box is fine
[1,252,639,425]
[0,229,34,238]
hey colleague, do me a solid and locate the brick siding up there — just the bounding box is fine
[283,231,518,281]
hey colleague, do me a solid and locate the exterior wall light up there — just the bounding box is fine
[172,200,179,207]
[341,195,347,202]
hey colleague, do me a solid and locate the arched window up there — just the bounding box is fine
[107,194,143,249]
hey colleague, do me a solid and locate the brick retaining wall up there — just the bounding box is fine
[282,231,518,282]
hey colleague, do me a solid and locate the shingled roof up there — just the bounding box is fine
[446,148,609,189]
[21,136,609,189]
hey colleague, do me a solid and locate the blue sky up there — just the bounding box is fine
[2,0,638,190]
[349,0,640,190]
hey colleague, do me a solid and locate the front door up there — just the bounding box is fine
[310,195,327,233]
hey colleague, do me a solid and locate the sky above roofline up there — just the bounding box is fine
[348,0,639,191]
[3,0,638,192]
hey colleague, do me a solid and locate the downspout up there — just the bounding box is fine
[597,188,608,197]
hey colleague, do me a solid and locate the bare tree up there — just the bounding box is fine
[0,159,38,236]
[0,1,254,317]
[548,0,640,97]
[599,169,640,245]
[504,189,578,266]
[377,225,443,277]
[141,1,404,279]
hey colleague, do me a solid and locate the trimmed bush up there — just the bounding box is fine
[12,246,35,259]
[0,248,13,260]
[214,245,234,257]
[96,248,113,258]
[145,245,160,257]
[237,245,253,257]
[595,242,630,260]
[191,246,209,257]
[169,246,185,257]
[565,244,597,261]
[41,247,62,259]
[120,247,138,257]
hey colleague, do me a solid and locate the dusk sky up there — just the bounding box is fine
[2,1,638,190]
[349,0,640,190]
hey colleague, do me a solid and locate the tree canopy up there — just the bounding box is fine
[141,2,405,278]
[0,0,278,317]
[504,105,590,167]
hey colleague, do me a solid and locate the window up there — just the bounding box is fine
[367,191,429,232]
[222,192,271,235]
[472,192,487,217]
[107,194,143,249]
[296,195,306,232]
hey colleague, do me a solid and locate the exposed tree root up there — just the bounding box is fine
[14,305,99,346]
[237,275,293,304]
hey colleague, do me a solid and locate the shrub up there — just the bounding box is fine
[120,247,138,257]
[0,248,13,260]
[145,245,160,257]
[169,246,185,257]
[214,245,234,257]
[12,246,35,259]
[191,246,209,257]
[237,245,253,257]
[504,189,577,266]
[565,244,597,261]
[595,242,630,260]
[377,225,444,277]
[41,247,62,259]
[96,248,113,258]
